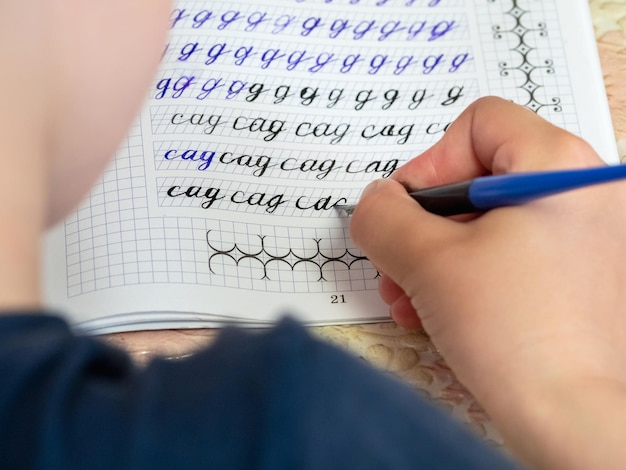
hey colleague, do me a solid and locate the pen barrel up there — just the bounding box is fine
[408,181,476,216]
[469,165,626,210]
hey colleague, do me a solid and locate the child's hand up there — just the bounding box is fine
[350,96,626,469]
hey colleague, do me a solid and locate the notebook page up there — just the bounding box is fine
[44,0,618,334]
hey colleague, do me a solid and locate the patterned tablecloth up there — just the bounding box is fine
[102,0,626,447]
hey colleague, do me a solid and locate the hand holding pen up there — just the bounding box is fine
[339,164,626,217]
[348,96,626,470]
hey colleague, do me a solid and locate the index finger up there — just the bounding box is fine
[393,96,604,190]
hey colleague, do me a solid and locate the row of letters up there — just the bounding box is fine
[165,112,454,144]
[165,41,472,76]
[170,6,452,42]
[166,185,349,214]
[154,77,467,110]
[162,149,400,178]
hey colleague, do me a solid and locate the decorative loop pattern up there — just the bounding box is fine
[491,0,562,113]
[206,231,372,281]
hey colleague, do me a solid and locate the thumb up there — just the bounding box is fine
[349,178,462,292]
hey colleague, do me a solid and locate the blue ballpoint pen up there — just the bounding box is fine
[338,164,626,217]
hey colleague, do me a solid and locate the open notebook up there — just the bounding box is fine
[44,0,619,334]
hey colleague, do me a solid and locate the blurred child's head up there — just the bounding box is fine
[41,0,171,224]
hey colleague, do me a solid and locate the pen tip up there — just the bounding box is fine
[335,205,356,216]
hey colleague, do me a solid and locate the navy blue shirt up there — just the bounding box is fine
[0,314,517,469]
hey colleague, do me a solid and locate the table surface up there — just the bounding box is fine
[101,0,626,447]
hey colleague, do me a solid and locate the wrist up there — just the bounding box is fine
[488,373,626,469]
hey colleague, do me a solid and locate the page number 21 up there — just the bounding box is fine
[331,294,346,304]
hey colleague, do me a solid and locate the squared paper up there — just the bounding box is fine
[44,0,618,334]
